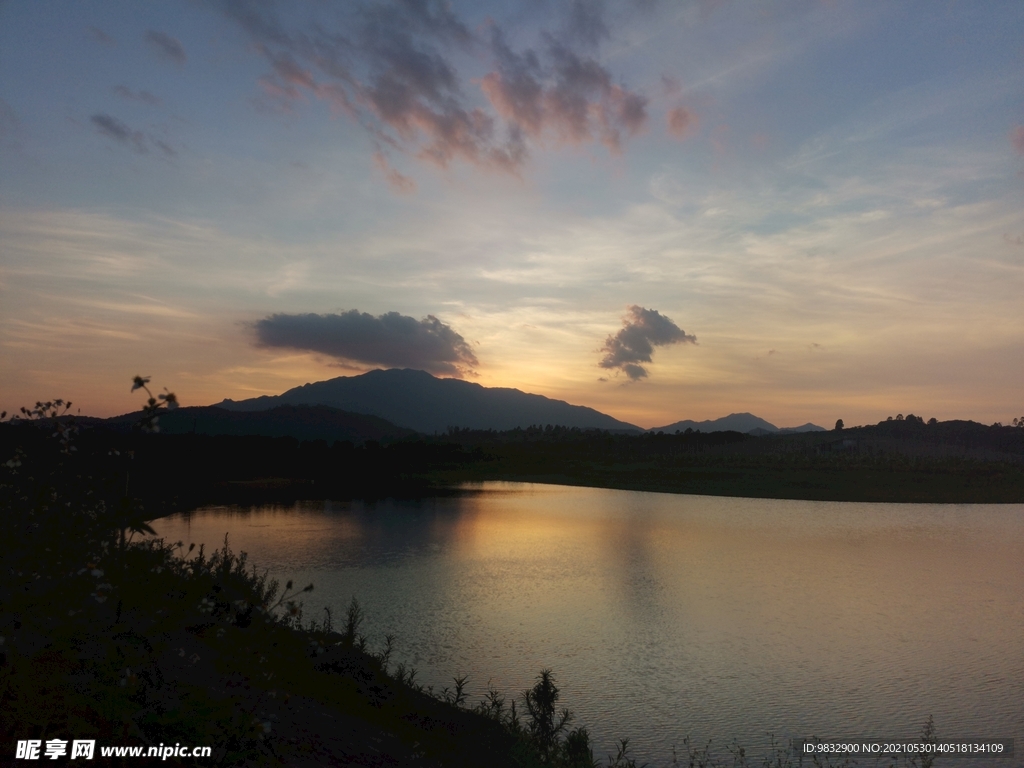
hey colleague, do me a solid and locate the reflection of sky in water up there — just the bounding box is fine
[154,484,1024,766]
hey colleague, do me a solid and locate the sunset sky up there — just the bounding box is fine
[2,0,1023,429]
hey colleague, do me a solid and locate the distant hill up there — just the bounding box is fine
[215,369,642,434]
[778,423,827,434]
[649,412,826,434]
[100,404,413,444]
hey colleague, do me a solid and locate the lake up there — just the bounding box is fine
[153,482,1024,766]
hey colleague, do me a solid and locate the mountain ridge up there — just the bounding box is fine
[211,370,826,436]
[649,412,826,434]
[216,368,643,434]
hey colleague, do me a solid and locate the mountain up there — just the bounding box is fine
[649,413,826,434]
[777,423,827,434]
[215,369,642,434]
[102,404,413,444]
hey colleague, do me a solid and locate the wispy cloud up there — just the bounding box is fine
[90,113,175,156]
[373,151,416,193]
[145,30,186,66]
[91,113,147,153]
[253,310,478,377]
[114,85,161,106]
[87,26,115,46]
[599,306,696,380]
[562,0,610,49]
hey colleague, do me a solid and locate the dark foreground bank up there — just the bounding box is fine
[0,399,976,765]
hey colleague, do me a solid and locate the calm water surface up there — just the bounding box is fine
[154,483,1024,766]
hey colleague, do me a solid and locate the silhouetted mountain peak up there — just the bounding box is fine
[650,413,826,434]
[217,369,641,434]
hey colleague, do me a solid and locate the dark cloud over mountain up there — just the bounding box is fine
[216,0,646,176]
[253,310,478,377]
[599,305,695,380]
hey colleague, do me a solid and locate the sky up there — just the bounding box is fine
[1,0,1023,430]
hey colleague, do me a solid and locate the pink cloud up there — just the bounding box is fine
[479,39,648,154]
[373,152,416,194]
[1011,125,1024,155]
[258,76,302,105]
[666,107,697,139]
[270,52,316,90]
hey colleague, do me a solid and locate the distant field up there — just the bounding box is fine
[433,421,1024,503]
[442,460,1024,504]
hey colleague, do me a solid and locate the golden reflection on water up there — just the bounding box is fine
[156,484,1024,766]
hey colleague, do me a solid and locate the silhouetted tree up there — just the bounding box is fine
[834,419,844,431]
[523,669,571,761]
